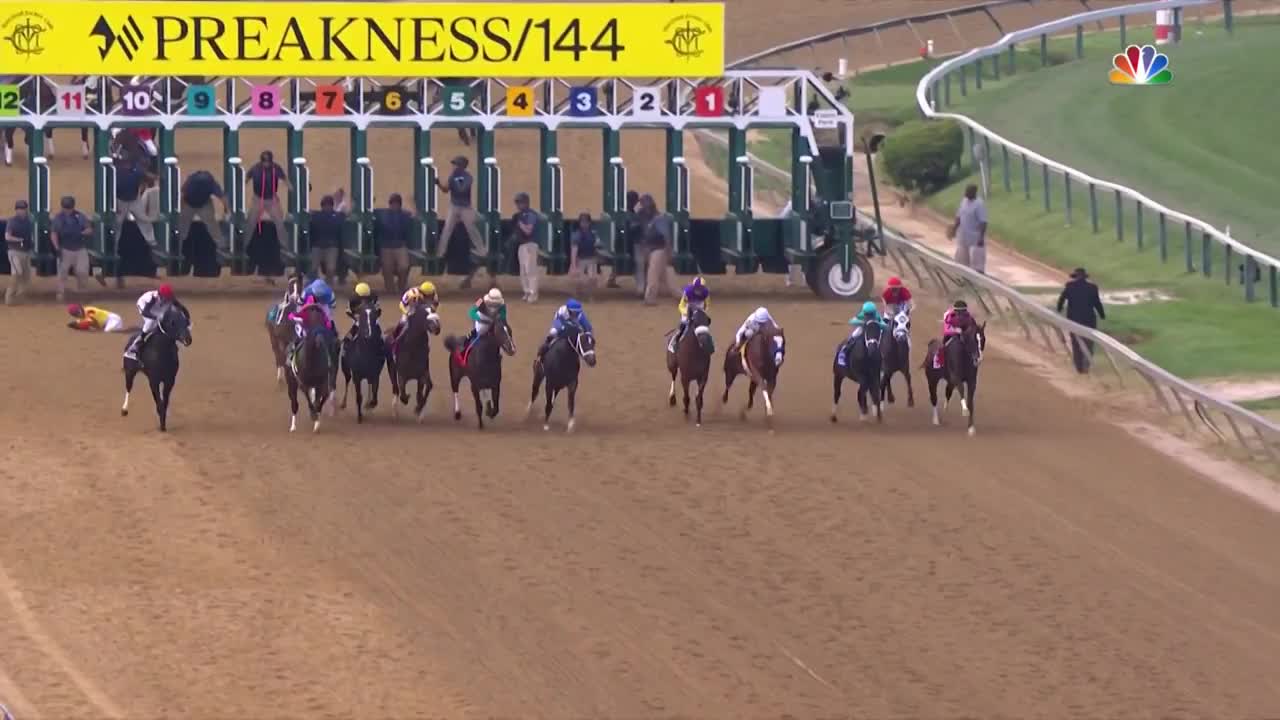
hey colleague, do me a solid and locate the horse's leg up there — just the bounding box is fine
[415,377,429,423]
[354,378,365,424]
[161,376,176,432]
[566,381,578,434]
[928,372,942,426]
[761,379,775,425]
[367,365,381,410]
[340,359,352,410]
[122,367,138,416]
[149,377,167,432]
[681,374,691,417]
[904,366,916,408]
[960,379,970,417]
[871,372,883,423]
[287,373,300,432]
[419,374,433,420]
[527,365,544,420]
[543,383,555,431]
[856,379,868,421]
[488,383,501,418]
[831,371,843,422]
[668,363,678,408]
[472,385,485,429]
[451,363,464,422]
[721,367,736,405]
[307,384,322,433]
[966,376,978,436]
[882,368,895,406]
[740,380,757,421]
[694,376,706,427]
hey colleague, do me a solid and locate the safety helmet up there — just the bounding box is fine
[419,280,437,296]
[405,288,422,302]
[565,298,582,312]
[484,288,504,306]
[862,300,878,315]
[354,282,371,297]
[158,284,175,300]
[67,303,83,316]
[887,276,902,287]
[953,300,968,311]
[751,307,770,324]
[691,276,705,288]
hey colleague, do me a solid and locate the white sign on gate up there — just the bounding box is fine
[756,87,788,118]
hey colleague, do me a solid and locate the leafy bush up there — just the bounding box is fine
[879,119,964,194]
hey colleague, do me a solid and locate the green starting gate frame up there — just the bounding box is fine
[1,70,874,298]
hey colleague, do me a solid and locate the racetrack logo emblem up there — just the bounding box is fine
[665,15,710,60]
[2,10,52,57]
[91,14,145,61]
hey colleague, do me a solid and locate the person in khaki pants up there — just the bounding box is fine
[179,169,230,251]
[434,155,488,289]
[243,150,291,243]
[509,192,541,302]
[50,196,98,302]
[4,199,34,305]
[637,195,676,305]
[374,193,418,296]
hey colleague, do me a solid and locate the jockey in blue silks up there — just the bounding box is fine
[537,298,591,365]
[300,276,337,338]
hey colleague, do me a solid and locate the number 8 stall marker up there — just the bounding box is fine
[250,84,281,116]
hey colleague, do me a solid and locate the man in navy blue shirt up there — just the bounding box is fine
[434,155,488,288]
[4,199,33,305]
[309,189,349,286]
[115,159,156,246]
[179,169,230,250]
[510,192,541,302]
[373,192,419,296]
[244,149,291,242]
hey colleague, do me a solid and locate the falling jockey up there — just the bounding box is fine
[124,284,191,360]
[669,276,710,353]
[460,288,508,350]
[731,306,778,353]
[342,282,382,343]
[537,298,592,366]
[936,300,978,369]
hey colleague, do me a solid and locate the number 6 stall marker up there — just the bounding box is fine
[250,85,282,116]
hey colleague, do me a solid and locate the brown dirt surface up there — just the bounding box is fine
[4,1,1280,718]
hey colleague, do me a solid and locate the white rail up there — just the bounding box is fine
[914,0,1280,307]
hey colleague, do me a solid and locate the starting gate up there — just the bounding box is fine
[0,71,876,298]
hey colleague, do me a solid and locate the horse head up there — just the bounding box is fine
[684,307,714,355]
[493,318,516,357]
[407,303,441,337]
[355,305,381,339]
[159,307,192,346]
[861,320,884,353]
[892,311,911,341]
[575,327,597,368]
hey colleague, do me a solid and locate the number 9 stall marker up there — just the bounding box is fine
[54,84,87,116]
[566,86,598,117]
[0,84,19,117]
[186,84,216,116]
[630,86,661,118]
[250,85,281,116]
[505,86,535,117]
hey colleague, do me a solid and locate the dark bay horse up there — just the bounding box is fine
[286,305,334,433]
[121,305,192,432]
[339,304,387,424]
[880,310,915,409]
[444,319,516,429]
[385,304,441,422]
[923,322,987,436]
[266,274,304,385]
[527,321,597,432]
[666,307,714,426]
[723,325,785,428]
[832,320,885,423]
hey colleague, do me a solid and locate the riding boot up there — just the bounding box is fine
[123,332,143,360]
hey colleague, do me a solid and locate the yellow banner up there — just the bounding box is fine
[0,1,724,77]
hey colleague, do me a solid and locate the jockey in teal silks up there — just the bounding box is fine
[837,301,886,366]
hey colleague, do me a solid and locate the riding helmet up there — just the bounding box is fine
[484,288,504,306]
[354,282,371,297]
[419,280,437,296]
[66,303,83,316]
[565,298,582,312]
[158,284,175,300]
[887,276,902,287]
[953,300,968,311]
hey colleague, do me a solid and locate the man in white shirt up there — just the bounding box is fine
[947,184,988,273]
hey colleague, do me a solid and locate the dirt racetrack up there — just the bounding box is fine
[4,0,1280,717]
[3,274,1280,718]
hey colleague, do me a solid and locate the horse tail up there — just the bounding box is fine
[443,335,460,352]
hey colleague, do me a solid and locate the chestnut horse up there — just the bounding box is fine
[666,307,713,426]
[723,325,785,428]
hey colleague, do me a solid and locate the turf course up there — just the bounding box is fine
[947,17,1280,256]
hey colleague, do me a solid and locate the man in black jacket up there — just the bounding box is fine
[1057,267,1106,373]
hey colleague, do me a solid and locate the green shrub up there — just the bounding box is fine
[879,119,964,193]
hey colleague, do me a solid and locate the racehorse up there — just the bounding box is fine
[444,319,516,429]
[923,322,987,436]
[286,305,334,433]
[266,274,305,385]
[666,307,714,426]
[723,325,785,428]
[339,304,387,424]
[121,305,192,432]
[831,320,884,423]
[384,304,441,423]
[527,320,597,432]
[880,310,915,409]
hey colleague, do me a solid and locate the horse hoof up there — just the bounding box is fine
[695,422,702,428]
[830,414,837,423]
[290,418,297,432]
[668,395,676,407]
[543,424,551,431]
[121,409,128,417]
[313,421,321,433]
[968,426,977,437]
[931,415,940,426]
[567,419,576,434]
[417,411,427,424]
[453,411,462,421]
[908,399,915,408]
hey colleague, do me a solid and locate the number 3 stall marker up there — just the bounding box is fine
[566,86,598,117]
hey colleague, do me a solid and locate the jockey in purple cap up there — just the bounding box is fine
[668,276,710,353]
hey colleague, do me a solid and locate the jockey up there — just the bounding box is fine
[124,284,190,360]
[461,288,508,348]
[67,303,125,333]
[537,298,592,363]
[937,299,978,368]
[342,282,381,343]
[732,306,778,351]
[881,276,914,318]
[389,281,440,347]
[848,300,886,339]
[669,276,710,352]
[301,276,337,334]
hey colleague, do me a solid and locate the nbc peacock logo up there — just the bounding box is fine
[1109,44,1172,85]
